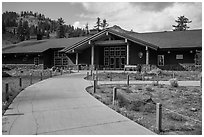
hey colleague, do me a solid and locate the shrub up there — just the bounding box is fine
[169,78,179,87]
[167,112,187,122]
[145,85,155,92]
[117,94,130,107]
[128,100,145,111]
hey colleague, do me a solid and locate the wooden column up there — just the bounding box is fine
[126,40,129,65]
[76,53,78,65]
[91,45,94,66]
[146,46,149,65]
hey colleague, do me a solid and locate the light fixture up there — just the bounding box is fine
[138,52,143,58]
[168,51,170,54]
[190,50,193,53]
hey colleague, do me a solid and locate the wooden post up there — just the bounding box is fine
[110,72,112,81]
[112,87,117,105]
[127,74,130,86]
[40,72,43,80]
[30,73,33,85]
[50,70,52,77]
[69,68,71,74]
[156,73,159,85]
[90,70,93,76]
[93,80,97,93]
[92,73,95,80]
[19,77,22,88]
[61,68,63,75]
[173,71,175,78]
[87,72,89,78]
[156,103,162,133]
[5,83,9,101]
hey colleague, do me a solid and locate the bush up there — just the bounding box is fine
[169,78,179,87]
[145,85,155,92]
[117,94,130,107]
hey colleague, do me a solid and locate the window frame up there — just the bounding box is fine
[158,55,164,66]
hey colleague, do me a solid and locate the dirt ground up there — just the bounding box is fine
[87,84,202,135]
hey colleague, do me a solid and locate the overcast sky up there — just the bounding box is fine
[2,2,202,32]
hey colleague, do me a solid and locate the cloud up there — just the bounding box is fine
[73,21,80,28]
[79,2,202,32]
[130,2,174,12]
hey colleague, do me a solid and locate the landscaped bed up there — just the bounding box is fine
[86,70,201,81]
[86,83,202,135]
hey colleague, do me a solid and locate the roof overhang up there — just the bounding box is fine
[62,28,159,53]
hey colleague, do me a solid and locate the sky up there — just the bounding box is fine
[2,2,202,32]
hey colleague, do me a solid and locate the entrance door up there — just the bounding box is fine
[110,57,115,69]
[115,57,120,69]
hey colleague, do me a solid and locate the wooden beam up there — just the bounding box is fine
[146,46,149,65]
[127,42,129,65]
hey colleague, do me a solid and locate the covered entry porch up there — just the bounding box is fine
[62,27,157,70]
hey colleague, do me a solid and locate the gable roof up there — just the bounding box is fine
[62,25,202,53]
[2,37,87,54]
[127,29,202,49]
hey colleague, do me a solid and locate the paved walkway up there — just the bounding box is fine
[2,72,155,135]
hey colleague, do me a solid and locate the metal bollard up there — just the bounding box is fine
[19,77,22,88]
[112,87,117,105]
[127,74,130,86]
[5,83,9,101]
[156,103,162,133]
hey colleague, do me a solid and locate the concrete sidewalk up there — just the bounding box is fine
[2,72,155,135]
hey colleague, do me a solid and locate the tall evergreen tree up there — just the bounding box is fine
[101,19,109,29]
[94,17,101,31]
[172,15,192,31]
[57,18,65,38]
[85,23,89,35]
[17,19,25,41]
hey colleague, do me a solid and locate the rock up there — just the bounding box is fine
[190,107,198,112]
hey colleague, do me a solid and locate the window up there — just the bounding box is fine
[110,47,115,56]
[104,57,109,66]
[34,57,39,65]
[176,54,183,60]
[195,51,201,65]
[158,55,164,66]
[104,47,109,56]
[115,47,120,56]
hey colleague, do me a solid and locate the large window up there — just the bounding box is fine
[158,55,164,66]
[54,50,68,67]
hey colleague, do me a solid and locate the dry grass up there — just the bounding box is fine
[86,84,202,135]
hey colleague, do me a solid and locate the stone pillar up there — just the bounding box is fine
[146,46,149,65]
[127,42,129,65]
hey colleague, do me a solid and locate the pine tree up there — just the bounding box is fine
[57,18,65,38]
[101,19,109,29]
[172,15,192,31]
[94,17,101,31]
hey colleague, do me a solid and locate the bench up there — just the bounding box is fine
[124,65,137,71]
